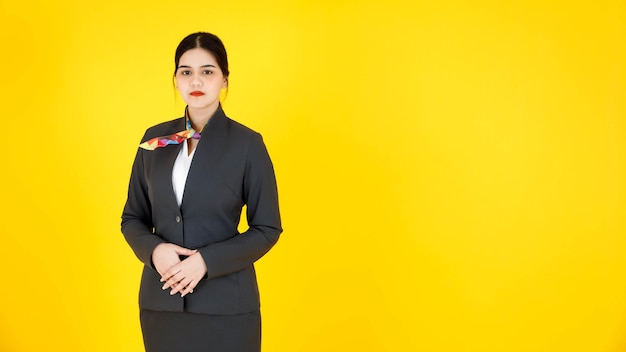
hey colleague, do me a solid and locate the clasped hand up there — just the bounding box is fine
[152,243,207,297]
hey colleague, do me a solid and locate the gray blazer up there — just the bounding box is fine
[121,106,282,315]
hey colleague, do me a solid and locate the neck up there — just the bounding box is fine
[187,103,219,131]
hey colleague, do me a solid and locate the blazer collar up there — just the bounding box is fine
[198,104,228,134]
[149,105,230,212]
[179,105,229,209]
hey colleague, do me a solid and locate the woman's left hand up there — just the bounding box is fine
[160,252,207,297]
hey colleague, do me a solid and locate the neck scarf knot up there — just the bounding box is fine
[139,108,202,151]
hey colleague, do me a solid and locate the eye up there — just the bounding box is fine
[178,70,191,76]
[202,70,213,75]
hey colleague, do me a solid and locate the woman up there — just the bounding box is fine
[121,32,282,352]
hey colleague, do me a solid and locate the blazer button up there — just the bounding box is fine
[175,216,181,223]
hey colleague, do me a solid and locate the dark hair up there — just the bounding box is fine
[174,32,229,80]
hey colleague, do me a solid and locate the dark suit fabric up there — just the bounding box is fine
[121,106,282,318]
[140,309,260,352]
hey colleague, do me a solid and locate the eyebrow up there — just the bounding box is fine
[177,64,217,69]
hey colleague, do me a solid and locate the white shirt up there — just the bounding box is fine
[172,141,196,207]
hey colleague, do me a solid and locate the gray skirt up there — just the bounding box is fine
[140,309,261,352]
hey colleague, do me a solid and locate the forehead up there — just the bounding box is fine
[178,48,218,66]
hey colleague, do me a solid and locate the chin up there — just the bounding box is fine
[186,100,219,111]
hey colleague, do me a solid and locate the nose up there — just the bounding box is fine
[191,72,202,87]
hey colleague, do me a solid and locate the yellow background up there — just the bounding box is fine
[1,0,625,351]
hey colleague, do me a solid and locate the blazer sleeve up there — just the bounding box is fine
[198,133,283,279]
[120,137,166,267]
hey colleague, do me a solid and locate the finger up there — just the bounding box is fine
[180,280,197,297]
[170,276,193,296]
[163,276,183,290]
[162,271,184,290]
[173,246,197,256]
[154,257,182,279]
[160,267,181,283]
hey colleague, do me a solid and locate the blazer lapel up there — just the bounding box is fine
[151,118,186,212]
[180,106,229,209]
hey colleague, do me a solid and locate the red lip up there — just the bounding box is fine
[190,91,205,96]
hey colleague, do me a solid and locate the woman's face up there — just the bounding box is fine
[175,48,227,113]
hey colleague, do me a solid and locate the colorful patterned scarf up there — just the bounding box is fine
[139,108,202,150]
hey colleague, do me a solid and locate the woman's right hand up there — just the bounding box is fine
[151,243,197,277]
